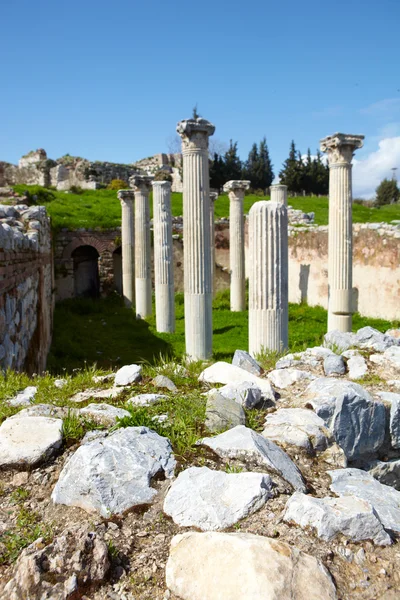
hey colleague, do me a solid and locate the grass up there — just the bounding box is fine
[12,185,400,230]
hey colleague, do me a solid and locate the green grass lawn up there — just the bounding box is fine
[12,185,400,231]
[47,290,399,374]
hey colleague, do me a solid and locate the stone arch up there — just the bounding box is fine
[62,236,115,260]
[72,245,100,298]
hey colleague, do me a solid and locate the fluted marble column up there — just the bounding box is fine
[130,174,153,319]
[152,180,175,332]
[177,117,215,360]
[223,180,250,311]
[248,201,288,356]
[320,133,364,333]
[118,190,135,308]
[270,184,288,206]
[210,191,218,296]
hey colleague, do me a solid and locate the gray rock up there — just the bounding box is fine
[8,386,37,407]
[199,361,275,401]
[52,426,176,517]
[69,387,126,403]
[127,393,167,407]
[114,364,142,386]
[205,392,246,433]
[331,391,385,461]
[92,373,115,384]
[377,391,400,449]
[323,355,346,376]
[151,375,177,392]
[1,525,110,600]
[79,403,131,426]
[284,492,391,545]
[232,350,262,376]
[262,408,331,453]
[268,368,314,389]
[163,466,273,530]
[324,330,355,352]
[355,326,400,352]
[329,468,400,534]
[347,354,368,380]
[166,531,337,600]
[383,346,400,369]
[367,459,400,490]
[199,425,306,492]
[0,416,63,468]
[10,404,69,420]
[305,378,372,425]
[208,381,262,409]
[81,430,108,445]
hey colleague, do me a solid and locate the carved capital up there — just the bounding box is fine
[117,190,134,204]
[129,174,153,193]
[320,133,364,165]
[152,180,172,190]
[176,118,215,151]
[223,180,251,198]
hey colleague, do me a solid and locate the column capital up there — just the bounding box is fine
[270,183,287,191]
[210,192,219,203]
[152,180,172,190]
[320,133,364,165]
[223,180,251,196]
[176,118,215,151]
[117,189,135,203]
[129,174,153,193]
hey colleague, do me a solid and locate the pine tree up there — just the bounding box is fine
[279,141,303,193]
[209,153,225,191]
[375,178,400,206]
[256,137,274,191]
[223,140,242,181]
[244,143,259,187]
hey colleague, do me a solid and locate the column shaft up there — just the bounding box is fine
[248,201,288,356]
[153,182,175,332]
[118,191,134,308]
[230,197,245,311]
[270,184,288,206]
[135,190,152,318]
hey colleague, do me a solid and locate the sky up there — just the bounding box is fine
[2,0,400,198]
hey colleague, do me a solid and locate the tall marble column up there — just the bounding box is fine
[210,191,218,296]
[130,174,153,319]
[248,201,288,356]
[177,117,215,360]
[152,180,175,332]
[270,184,288,206]
[320,133,364,333]
[223,180,250,311]
[117,190,135,308]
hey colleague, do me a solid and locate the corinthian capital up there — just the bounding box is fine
[176,118,215,151]
[129,174,153,193]
[223,180,251,196]
[320,133,364,165]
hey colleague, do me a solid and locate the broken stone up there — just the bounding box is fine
[199,425,306,492]
[376,391,400,449]
[0,416,63,468]
[205,392,246,433]
[151,375,177,392]
[207,381,262,409]
[347,354,368,380]
[8,386,37,407]
[165,531,337,600]
[52,426,175,517]
[163,466,273,530]
[262,408,331,453]
[268,368,314,389]
[324,330,355,352]
[79,403,131,426]
[69,387,125,403]
[367,458,400,490]
[284,492,391,545]
[127,393,167,407]
[10,404,69,420]
[199,361,275,400]
[232,350,263,376]
[54,378,68,389]
[323,354,346,376]
[114,364,142,386]
[305,377,373,425]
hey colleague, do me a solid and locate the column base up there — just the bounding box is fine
[249,308,288,357]
[135,278,152,319]
[328,312,352,333]
[185,292,212,360]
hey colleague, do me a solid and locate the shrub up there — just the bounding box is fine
[107,179,128,190]
[69,185,84,195]
[13,185,55,204]
[375,178,399,207]
[154,169,173,183]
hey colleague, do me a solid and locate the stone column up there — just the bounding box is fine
[117,190,135,308]
[223,180,250,311]
[130,174,153,319]
[152,180,175,332]
[320,133,364,332]
[177,117,215,360]
[210,191,218,296]
[248,201,288,356]
[270,184,288,206]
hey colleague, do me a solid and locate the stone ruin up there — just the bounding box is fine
[0,149,183,192]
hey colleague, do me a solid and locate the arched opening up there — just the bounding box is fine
[113,247,122,294]
[72,245,100,298]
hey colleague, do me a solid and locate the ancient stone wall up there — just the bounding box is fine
[0,203,53,373]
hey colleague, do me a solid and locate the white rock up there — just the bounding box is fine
[54,379,68,389]
[199,425,306,492]
[92,373,115,384]
[207,381,262,409]
[262,408,331,453]
[268,368,314,389]
[199,362,275,400]
[127,393,167,407]
[10,404,69,420]
[347,355,368,380]
[166,531,337,600]
[52,426,175,517]
[284,492,391,545]
[304,378,372,424]
[69,387,125,403]
[329,468,400,534]
[163,466,273,530]
[8,386,37,407]
[0,416,63,467]
[377,391,400,449]
[79,403,131,426]
[114,364,142,386]
[383,346,400,369]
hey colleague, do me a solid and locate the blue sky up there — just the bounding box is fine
[2,0,400,197]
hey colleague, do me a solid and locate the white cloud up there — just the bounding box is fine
[352,137,400,199]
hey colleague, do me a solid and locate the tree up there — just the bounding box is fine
[209,153,226,191]
[375,178,400,206]
[279,141,303,193]
[192,104,200,119]
[244,143,259,187]
[223,140,242,181]
[256,137,274,191]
